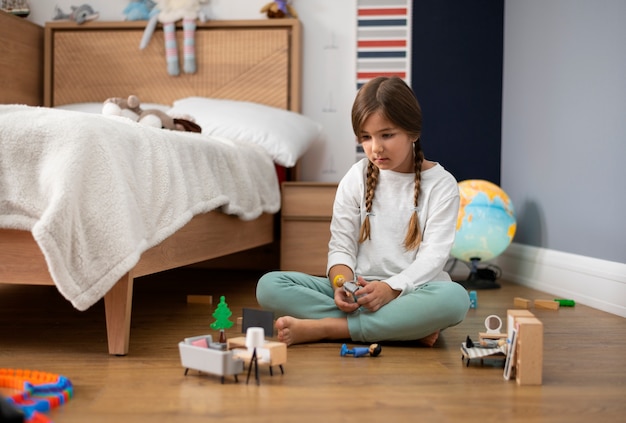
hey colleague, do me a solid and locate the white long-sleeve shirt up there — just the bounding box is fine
[327,158,460,295]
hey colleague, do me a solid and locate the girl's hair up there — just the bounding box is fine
[351,76,424,250]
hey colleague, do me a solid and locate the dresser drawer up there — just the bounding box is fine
[280,182,337,275]
[280,220,331,275]
[281,182,336,218]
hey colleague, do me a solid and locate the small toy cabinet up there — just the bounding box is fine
[280,182,337,275]
[514,316,543,385]
[507,309,544,385]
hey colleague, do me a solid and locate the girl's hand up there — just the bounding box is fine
[334,284,361,313]
[354,277,400,312]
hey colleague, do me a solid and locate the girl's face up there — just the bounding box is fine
[358,111,415,173]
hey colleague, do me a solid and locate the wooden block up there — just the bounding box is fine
[514,297,531,309]
[515,317,543,385]
[534,299,560,310]
[507,309,535,340]
[186,295,213,305]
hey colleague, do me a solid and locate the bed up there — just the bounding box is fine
[0,12,311,355]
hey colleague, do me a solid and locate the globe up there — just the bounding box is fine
[451,179,517,263]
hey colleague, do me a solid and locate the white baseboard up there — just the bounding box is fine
[493,243,626,318]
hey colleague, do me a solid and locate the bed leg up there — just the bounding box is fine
[104,272,134,356]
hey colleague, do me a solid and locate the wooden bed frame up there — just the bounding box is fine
[0,13,302,355]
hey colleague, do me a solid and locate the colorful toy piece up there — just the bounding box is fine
[0,369,73,423]
[469,290,477,309]
[340,343,382,357]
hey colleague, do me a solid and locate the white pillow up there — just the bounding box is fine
[55,102,171,114]
[169,97,321,167]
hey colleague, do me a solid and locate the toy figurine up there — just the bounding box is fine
[340,343,382,357]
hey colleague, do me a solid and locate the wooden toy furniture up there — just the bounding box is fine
[228,336,287,376]
[514,316,543,385]
[507,309,534,339]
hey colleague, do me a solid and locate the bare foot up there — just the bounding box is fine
[275,316,349,346]
[418,330,440,347]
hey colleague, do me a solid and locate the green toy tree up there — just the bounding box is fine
[210,296,234,343]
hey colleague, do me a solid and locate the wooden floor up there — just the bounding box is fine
[1,268,625,422]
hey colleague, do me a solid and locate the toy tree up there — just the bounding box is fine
[210,296,234,343]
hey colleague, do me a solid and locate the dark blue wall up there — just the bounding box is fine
[411,0,503,184]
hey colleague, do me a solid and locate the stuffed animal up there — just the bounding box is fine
[53,4,99,24]
[123,0,157,21]
[102,95,201,133]
[140,0,210,76]
[102,96,143,120]
[260,0,297,19]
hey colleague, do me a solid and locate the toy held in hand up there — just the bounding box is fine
[103,95,201,133]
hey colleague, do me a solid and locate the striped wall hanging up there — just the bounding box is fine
[356,0,412,160]
[356,0,412,88]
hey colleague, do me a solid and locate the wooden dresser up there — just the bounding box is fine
[280,182,338,275]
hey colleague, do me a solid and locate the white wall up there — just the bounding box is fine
[25,0,358,183]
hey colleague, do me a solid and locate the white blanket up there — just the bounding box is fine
[0,105,280,310]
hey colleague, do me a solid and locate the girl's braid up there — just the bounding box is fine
[358,161,379,242]
[404,144,424,250]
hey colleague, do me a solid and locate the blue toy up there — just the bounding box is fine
[469,290,477,309]
[340,343,382,357]
[123,0,157,21]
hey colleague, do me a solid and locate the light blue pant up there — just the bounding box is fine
[256,271,470,343]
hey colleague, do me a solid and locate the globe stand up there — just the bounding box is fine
[456,258,500,290]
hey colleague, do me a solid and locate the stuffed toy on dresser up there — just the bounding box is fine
[140,0,209,76]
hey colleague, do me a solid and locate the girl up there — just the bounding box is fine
[256,76,469,346]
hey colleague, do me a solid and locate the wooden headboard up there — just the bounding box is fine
[0,11,43,105]
[44,19,301,112]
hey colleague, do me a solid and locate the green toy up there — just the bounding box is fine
[210,296,234,343]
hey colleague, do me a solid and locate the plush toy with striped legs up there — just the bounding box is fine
[140,0,209,76]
